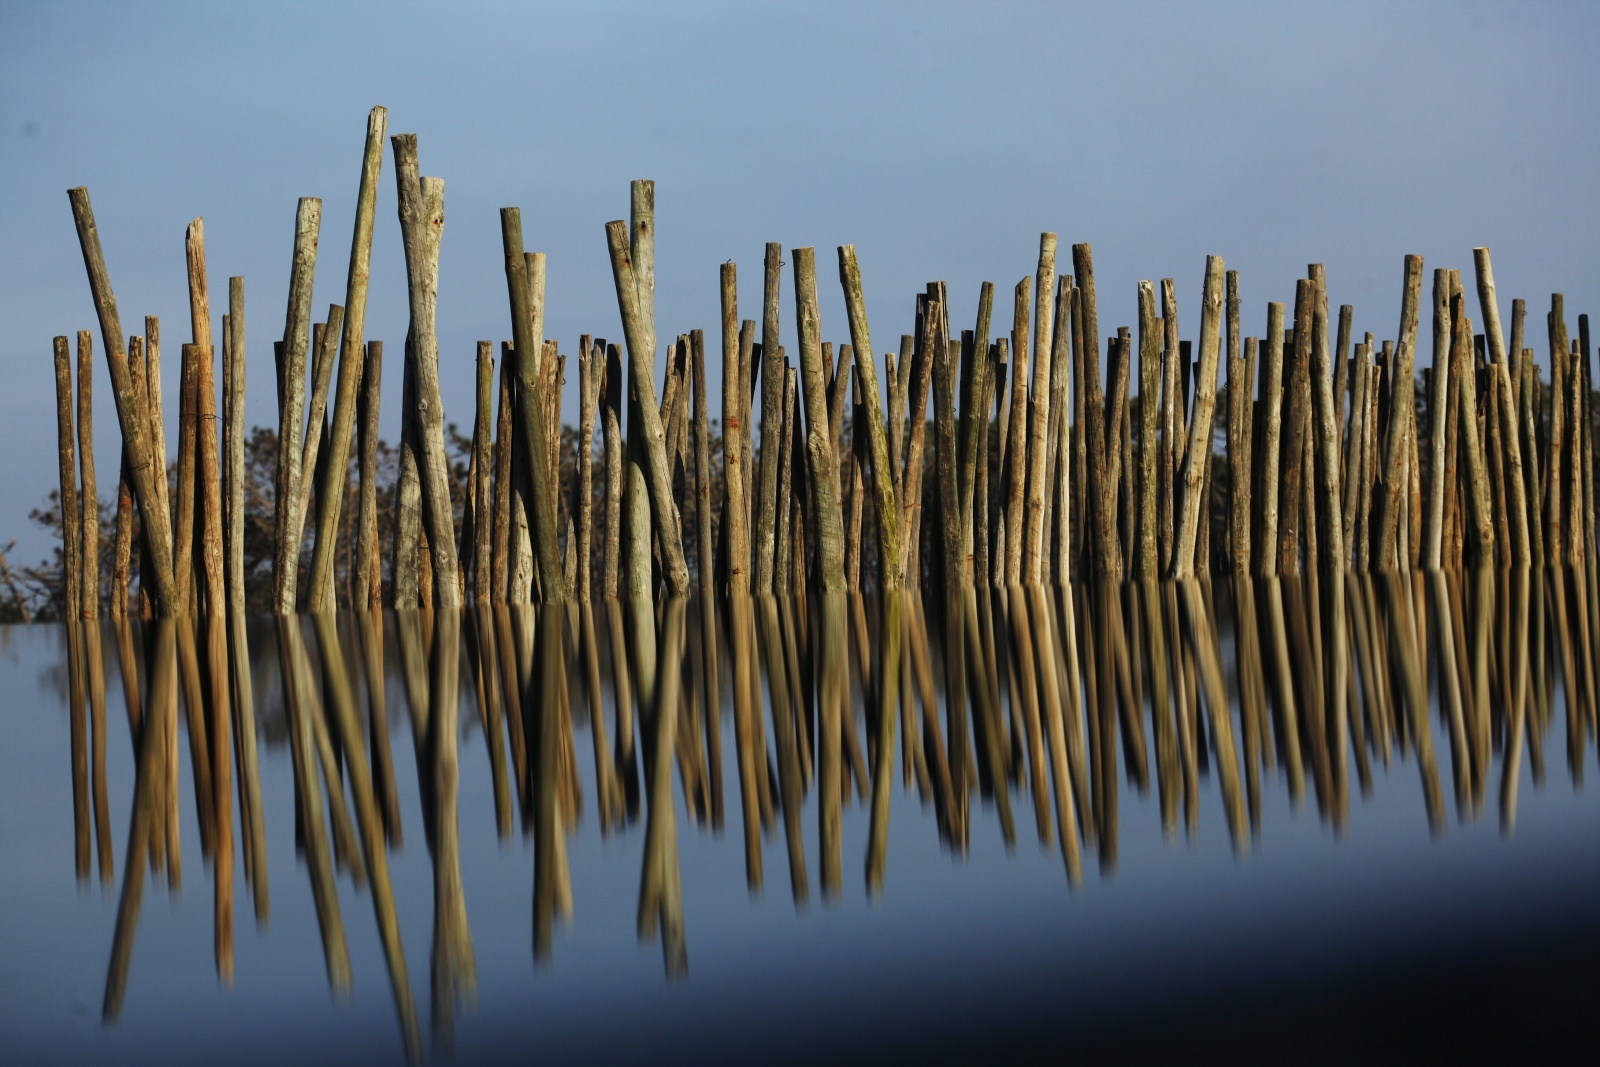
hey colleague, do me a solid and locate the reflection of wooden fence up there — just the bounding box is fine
[56,109,1597,613]
[70,557,1597,1057]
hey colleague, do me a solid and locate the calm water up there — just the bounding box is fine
[3,573,1599,1065]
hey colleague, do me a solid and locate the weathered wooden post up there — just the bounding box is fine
[838,246,904,589]
[67,188,178,615]
[1172,256,1225,579]
[273,197,321,614]
[392,136,461,605]
[307,105,387,612]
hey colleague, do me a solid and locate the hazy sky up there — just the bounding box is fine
[1,0,1596,564]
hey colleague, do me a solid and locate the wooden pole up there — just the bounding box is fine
[1074,244,1119,580]
[1423,269,1452,568]
[174,342,200,610]
[576,337,598,602]
[1455,301,1495,563]
[1023,235,1058,582]
[497,208,565,600]
[791,247,846,591]
[307,106,387,613]
[53,336,83,619]
[601,343,623,598]
[692,329,715,603]
[1376,255,1424,566]
[837,246,904,589]
[391,140,461,605]
[1254,301,1286,577]
[1158,280,1182,574]
[355,340,382,609]
[186,220,225,620]
[1004,277,1030,584]
[602,217,691,595]
[224,279,246,616]
[721,263,750,595]
[1276,281,1313,576]
[66,187,177,615]
[1172,255,1225,578]
[473,342,496,602]
[1308,266,1345,571]
[76,330,99,618]
[754,243,784,592]
[273,197,321,614]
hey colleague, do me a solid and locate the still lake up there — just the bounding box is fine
[2,574,1598,1064]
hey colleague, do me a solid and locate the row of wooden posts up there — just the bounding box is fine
[54,107,1598,619]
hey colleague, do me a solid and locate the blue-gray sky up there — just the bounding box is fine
[1,0,1595,565]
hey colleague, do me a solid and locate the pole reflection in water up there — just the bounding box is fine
[56,565,1600,1061]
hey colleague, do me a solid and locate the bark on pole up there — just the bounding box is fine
[601,344,623,598]
[1423,269,1452,568]
[602,218,691,596]
[1376,255,1424,566]
[1308,267,1345,571]
[1004,278,1030,584]
[474,342,496,602]
[1456,307,1496,563]
[273,197,321,615]
[790,247,846,591]
[1136,281,1160,579]
[1022,234,1057,582]
[53,336,83,619]
[721,263,750,594]
[76,331,99,618]
[1473,248,1531,565]
[1158,281,1181,574]
[67,187,178,615]
[355,341,382,609]
[498,208,565,600]
[1276,283,1312,577]
[576,338,598,602]
[754,244,784,591]
[1171,256,1225,579]
[837,246,903,589]
[293,309,343,585]
[1073,243,1118,580]
[185,221,225,618]
[691,329,714,603]
[143,317,172,577]
[307,105,387,613]
[392,140,461,605]
[225,279,246,617]
[1255,302,1286,577]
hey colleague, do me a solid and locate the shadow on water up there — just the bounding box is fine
[43,565,1600,1062]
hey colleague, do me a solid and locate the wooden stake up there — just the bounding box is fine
[721,264,750,594]
[754,243,784,592]
[273,197,321,614]
[1376,255,1424,566]
[838,246,905,590]
[307,106,387,613]
[1172,256,1225,578]
[603,216,690,595]
[66,188,177,615]
[1136,281,1160,579]
[498,209,565,600]
[54,336,83,618]
[355,341,383,609]
[392,140,461,605]
[1255,301,1286,577]
[76,331,99,618]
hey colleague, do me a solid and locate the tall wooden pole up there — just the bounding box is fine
[273,197,321,614]
[791,247,846,591]
[1172,255,1225,578]
[1376,254,1424,566]
[67,188,177,615]
[392,138,461,605]
[837,246,903,589]
[721,263,750,595]
[307,106,387,612]
[603,217,691,596]
[498,208,565,600]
